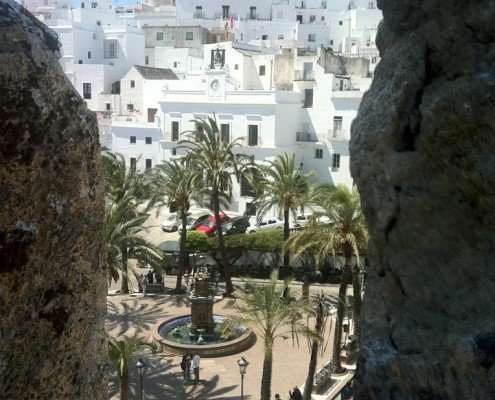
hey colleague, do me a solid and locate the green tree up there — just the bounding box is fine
[149,160,201,292]
[105,194,163,288]
[256,153,313,270]
[179,116,251,295]
[223,271,318,400]
[288,184,368,373]
[102,152,153,293]
[303,292,334,400]
[108,329,155,400]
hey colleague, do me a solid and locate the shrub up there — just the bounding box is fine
[207,229,284,252]
[184,231,209,253]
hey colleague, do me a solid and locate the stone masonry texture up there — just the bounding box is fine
[0,1,107,398]
[350,0,495,398]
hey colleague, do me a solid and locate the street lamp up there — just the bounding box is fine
[237,356,249,400]
[136,358,146,400]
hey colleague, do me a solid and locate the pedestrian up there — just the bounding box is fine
[275,394,282,400]
[141,274,147,297]
[180,354,191,382]
[147,269,154,284]
[185,352,192,381]
[192,353,201,383]
[289,386,302,400]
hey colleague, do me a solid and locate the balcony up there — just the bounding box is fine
[297,132,319,142]
[327,129,349,141]
[294,70,315,81]
[331,90,362,99]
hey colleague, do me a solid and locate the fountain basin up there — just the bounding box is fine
[152,315,253,358]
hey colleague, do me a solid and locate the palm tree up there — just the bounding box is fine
[303,291,334,400]
[102,152,153,293]
[108,329,155,400]
[256,153,313,270]
[179,116,251,295]
[223,271,319,400]
[149,160,201,292]
[287,184,368,373]
[105,194,163,288]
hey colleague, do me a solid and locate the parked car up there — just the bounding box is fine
[295,214,313,227]
[179,211,211,232]
[161,213,180,232]
[212,216,250,236]
[246,217,284,233]
[195,212,230,236]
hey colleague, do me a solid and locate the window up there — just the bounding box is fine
[147,108,157,122]
[250,6,256,19]
[145,159,152,171]
[127,104,134,112]
[234,64,239,70]
[173,62,178,68]
[104,40,116,59]
[78,60,83,64]
[156,32,164,41]
[111,81,120,94]
[172,147,177,155]
[339,20,343,25]
[222,5,230,18]
[278,34,284,40]
[308,33,315,42]
[145,56,149,65]
[194,5,203,18]
[83,83,91,99]
[186,31,193,41]
[332,153,341,169]
[315,149,323,159]
[81,2,84,8]
[105,103,110,111]
[130,136,136,144]
[333,116,343,131]
[130,158,136,169]
[91,2,97,8]
[330,39,334,45]
[259,65,266,76]
[248,125,258,146]
[220,124,230,143]
[171,121,179,141]
[262,34,268,40]
[96,20,101,26]
[304,89,313,108]
[145,137,152,144]
[130,80,135,88]
[309,15,316,22]
[240,174,255,197]
[321,16,325,21]
[88,51,91,59]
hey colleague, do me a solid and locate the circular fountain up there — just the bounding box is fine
[152,277,253,357]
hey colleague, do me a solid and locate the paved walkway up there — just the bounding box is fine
[107,276,354,400]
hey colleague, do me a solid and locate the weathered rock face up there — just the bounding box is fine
[0,1,107,398]
[350,0,495,398]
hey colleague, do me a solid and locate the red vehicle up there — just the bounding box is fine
[195,212,229,236]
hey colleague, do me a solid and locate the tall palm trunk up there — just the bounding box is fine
[119,367,129,400]
[283,207,290,270]
[351,264,362,345]
[120,246,129,294]
[303,300,325,400]
[260,338,274,400]
[330,255,351,373]
[213,192,233,295]
[175,210,188,292]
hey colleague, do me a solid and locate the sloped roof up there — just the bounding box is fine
[134,65,179,80]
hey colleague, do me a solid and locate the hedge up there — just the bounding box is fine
[207,229,284,252]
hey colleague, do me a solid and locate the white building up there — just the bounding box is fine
[110,44,371,214]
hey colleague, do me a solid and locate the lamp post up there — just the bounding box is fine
[237,356,249,400]
[136,358,146,400]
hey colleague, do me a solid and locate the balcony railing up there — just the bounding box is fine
[296,132,319,142]
[327,129,349,140]
[193,12,205,19]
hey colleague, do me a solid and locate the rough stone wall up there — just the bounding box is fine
[351,0,495,400]
[350,0,495,398]
[320,53,370,80]
[0,1,107,399]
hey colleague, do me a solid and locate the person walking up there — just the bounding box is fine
[289,386,302,400]
[180,354,191,382]
[192,353,201,383]
[141,274,147,297]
